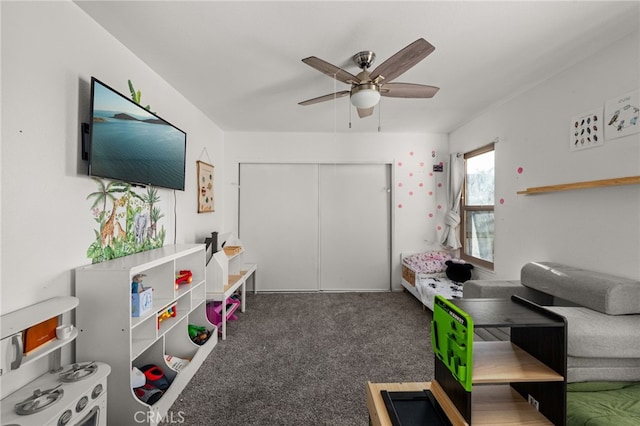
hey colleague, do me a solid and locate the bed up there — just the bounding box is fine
[567,381,640,425]
[401,251,463,311]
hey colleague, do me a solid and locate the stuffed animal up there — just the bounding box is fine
[445,260,474,283]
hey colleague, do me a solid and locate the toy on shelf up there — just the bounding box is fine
[131,274,153,318]
[131,274,147,293]
[175,270,193,290]
[206,296,241,333]
[157,303,177,329]
[165,354,190,372]
[188,324,211,345]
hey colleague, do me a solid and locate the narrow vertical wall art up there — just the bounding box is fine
[197,160,214,213]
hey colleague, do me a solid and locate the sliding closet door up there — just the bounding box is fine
[239,163,319,291]
[319,164,391,291]
[239,163,391,292]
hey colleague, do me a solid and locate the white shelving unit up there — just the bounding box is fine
[206,239,257,340]
[75,244,217,426]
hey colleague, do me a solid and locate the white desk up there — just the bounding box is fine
[207,263,257,340]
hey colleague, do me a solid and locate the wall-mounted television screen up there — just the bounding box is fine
[88,77,187,190]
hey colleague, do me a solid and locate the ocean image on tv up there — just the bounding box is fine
[90,82,186,190]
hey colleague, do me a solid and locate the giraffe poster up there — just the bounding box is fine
[86,178,166,263]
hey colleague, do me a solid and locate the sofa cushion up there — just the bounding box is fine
[566,356,640,382]
[463,279,537,299]
[521,262,640,315]
[547,307,640,358]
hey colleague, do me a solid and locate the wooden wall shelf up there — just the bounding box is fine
[517,175,640,195]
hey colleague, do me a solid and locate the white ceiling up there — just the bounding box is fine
[75,1,639,134]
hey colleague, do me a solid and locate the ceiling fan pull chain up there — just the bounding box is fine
[349,105,352,129]
[378,101,382,132]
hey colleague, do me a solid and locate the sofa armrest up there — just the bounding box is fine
[463,279,538,299]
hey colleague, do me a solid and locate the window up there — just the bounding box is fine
[460,144,495,270]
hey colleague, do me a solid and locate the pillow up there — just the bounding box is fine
[403,250,452,274]
[445,260,474,283]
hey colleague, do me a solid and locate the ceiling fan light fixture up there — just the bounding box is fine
[350,83,380,109]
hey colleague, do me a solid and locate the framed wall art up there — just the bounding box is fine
[570,107,603,151]
[197,160,214,213]
[604,89,639,140]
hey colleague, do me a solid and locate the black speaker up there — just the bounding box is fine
[81,122,90,160]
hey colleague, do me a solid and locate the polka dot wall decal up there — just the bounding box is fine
[398,182,403,187]
[409,191,414,196]
[439,161,443,166]
[500,198,505,205]
[432,150,436,157]
[398,162,403,167]
[409,172,414,177]
[429,191,433,196]
[437,204,442,209]
[419,182,424,187]
[517,167,524,174]
[429,172,433,177]
[437,183,442,187]
[437,225,442,231]
[398,204,403,208]
[409,151,414,156]
[420,162,425,167]
[429,213,434,218]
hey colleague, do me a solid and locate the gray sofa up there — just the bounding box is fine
[463,262,640,383]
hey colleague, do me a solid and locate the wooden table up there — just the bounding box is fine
[366,381,467,426]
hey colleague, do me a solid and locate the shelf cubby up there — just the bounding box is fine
[473,341,563,384]
[164,318,198,363]
[191,281,206,307]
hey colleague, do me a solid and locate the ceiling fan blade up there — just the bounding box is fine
[370,38,435,83]
[381,83,439,98]
[357,107,374,118]
[298,90,350,106]
[302,57,360,85]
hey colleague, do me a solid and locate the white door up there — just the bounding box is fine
[239,163,390,291]
[239,163,319,291]
[319,164,390,291]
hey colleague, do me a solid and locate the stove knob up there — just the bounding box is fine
[91,383,104,399]
[76,395,89,412]
[58,409,73,425]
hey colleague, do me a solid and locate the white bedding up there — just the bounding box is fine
[402,274,463,311]
[417,275,463,310]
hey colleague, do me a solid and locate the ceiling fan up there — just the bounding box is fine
[298,38,439,118]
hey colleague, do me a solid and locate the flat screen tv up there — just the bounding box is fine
[88,77,187,190]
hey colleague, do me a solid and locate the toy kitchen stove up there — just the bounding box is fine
[1,361,110,426]
[1,297,111,426]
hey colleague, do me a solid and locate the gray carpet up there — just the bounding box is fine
[164,291,435,425]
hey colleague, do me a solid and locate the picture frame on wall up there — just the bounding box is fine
[570,107,603,151]
[197,160,214,213]
[604,89,639,140]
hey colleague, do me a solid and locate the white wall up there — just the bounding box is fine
[224,132,449,289]
[449,31,640,280]
[1,1,224,392]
